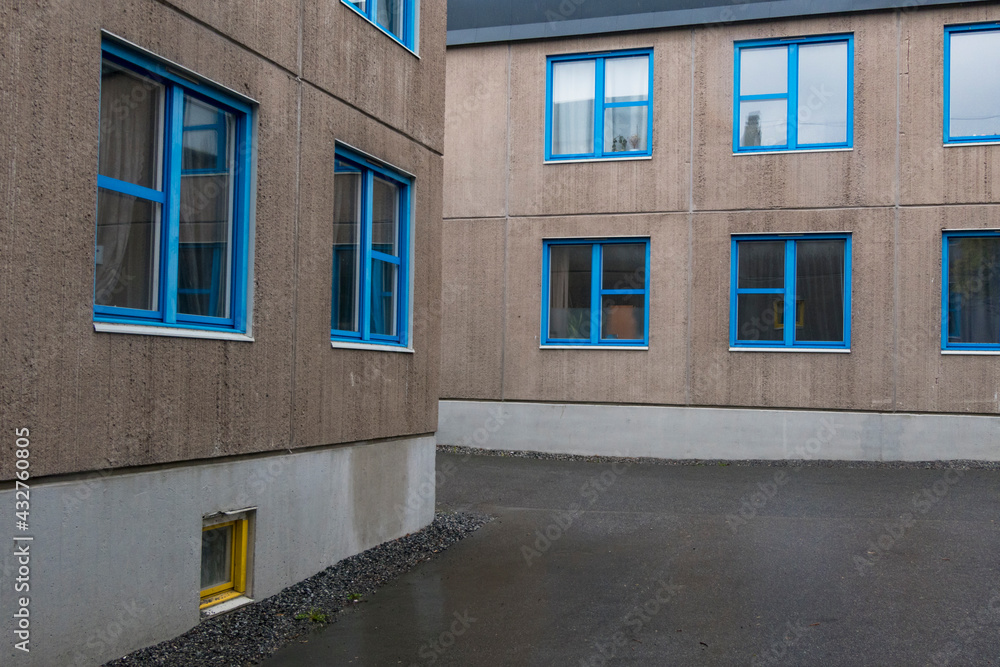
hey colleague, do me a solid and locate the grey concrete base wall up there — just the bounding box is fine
[0,436,435,667]
[439,400,1000,462]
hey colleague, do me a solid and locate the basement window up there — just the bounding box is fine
[200,511,252,610]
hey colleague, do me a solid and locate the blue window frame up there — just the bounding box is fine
[730,235,852,349]
[331,146,411,348]
[942,231,1000,351]
[95,40,253,334]
[545,49,654,161]
[342,0,417,51]
[734,34,853,152]
[542,239,650,347]
[945,24,1000,144]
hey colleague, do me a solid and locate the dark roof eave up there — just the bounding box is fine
[446,0,984,46]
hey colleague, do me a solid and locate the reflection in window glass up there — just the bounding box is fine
[545,240,649,345]
[548,51,652,160]
[947,236,1000,346]
[201,524,233,591]
[548,245,593,340]
[333,162,362,333]
[552,60,596,156]
[95,190,161,311]
[733,237,849,347]
[736,37,852,151]
[949,29,1000,140]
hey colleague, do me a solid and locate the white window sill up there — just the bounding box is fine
[545,155,652,165]
[944,141,1000,148]
[733,147,853,156]
[200,596,253,619]
[729,347,850,353]
[332,341,414,353]
[94,322,253,342]
[541,345,649,351]
[941,349,1000,355]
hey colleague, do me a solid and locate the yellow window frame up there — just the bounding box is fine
[200,518,249,609]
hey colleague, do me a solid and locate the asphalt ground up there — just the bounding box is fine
[264,451,1000,666]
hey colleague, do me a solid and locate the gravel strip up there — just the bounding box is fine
[103,511,491,667]
[438,445,1000,470]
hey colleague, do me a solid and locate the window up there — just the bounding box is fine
[542,239,650,347]
[943,231,1000,351]
[95,40,253,335]
[342,0,418,51]
[945,24,1000,143]
[331,147,411,348]
[545,50,653,161]
[200,514,250,609]
[734,35,853,152]
[731,235,851,349]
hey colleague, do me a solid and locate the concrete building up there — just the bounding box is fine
[0,1,443,664]
[439,0,1000,462]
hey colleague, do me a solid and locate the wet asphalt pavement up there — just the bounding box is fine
[264,451,1000,666]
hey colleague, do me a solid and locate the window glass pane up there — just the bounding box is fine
[183,96,219,127]
[552,60,596,156]
[178,96,234,318]
[601,293,645,341]
[347,0,366,10]
[738,241,785,289]
[602,243,646,291]
[797,42,849,145]
[99,61,163,189]
[95,189,161,311]
[376,0,404,39]
[605,56,648,103]
[178,245,224,317]
[549,245,593,340]
[370,258,398,337]
[737,294,784,341]
[948,237,1000,344]
[795,240,845,342]
[372,177,400,257]
[604,106,648,153]
[333,163,362,333]
[740,46,788,96]
[182,129,220,171]
[201,525,233,591]
[950,31,1000,138]
[739,99,787,147]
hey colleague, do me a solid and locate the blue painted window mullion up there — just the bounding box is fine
[594,58,606,159]
[361,170,373,341]
[783,240,795,346]
[163,85,184,325]
[590,243,601,344]
[788,44,799,150]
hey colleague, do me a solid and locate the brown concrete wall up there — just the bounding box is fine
[689,209,895,411]
[0,0,445,479]
[440,218,506,400]
[506,31,692,218]
[900,3,1000,205]
[303,0,447,154]
[501,214,689,405]
[294,85,442,446]
[693,13,897,211]
[441,5,1000,418]
[896,206,1000,413]
[443,44,510,220]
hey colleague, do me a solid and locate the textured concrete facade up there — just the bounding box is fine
[441,4,1000,454]
[0,0,444,663]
